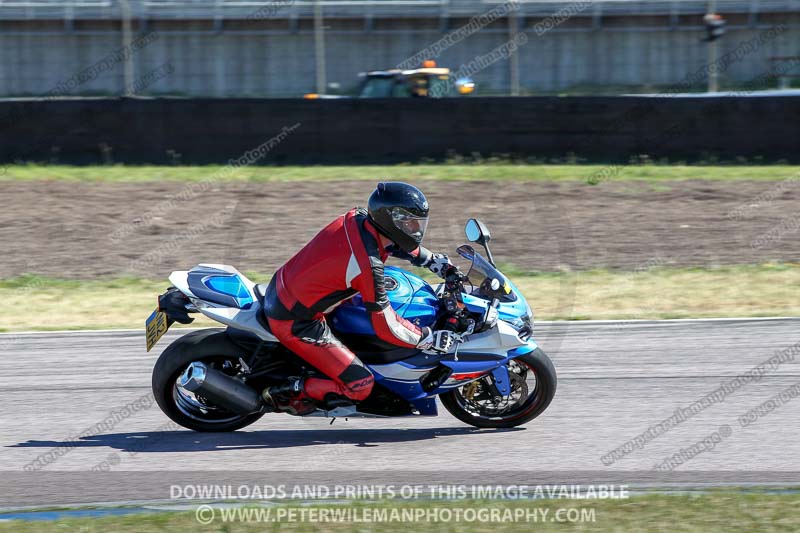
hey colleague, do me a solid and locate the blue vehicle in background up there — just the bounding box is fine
[147,219,556,431]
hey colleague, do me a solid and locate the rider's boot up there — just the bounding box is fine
[262,377,316,416]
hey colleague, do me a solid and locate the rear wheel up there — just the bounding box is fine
[152,329,265,432]
[440,348,556,429]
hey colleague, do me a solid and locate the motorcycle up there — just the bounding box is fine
[146,218,556,431]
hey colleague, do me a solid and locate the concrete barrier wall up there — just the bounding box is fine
[0,96,797,165]
[1,16,799,97]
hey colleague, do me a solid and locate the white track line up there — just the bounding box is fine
[1,316,797,337]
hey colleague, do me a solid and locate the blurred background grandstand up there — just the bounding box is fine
[0,0,798,97]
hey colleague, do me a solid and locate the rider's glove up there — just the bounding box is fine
[427,253,456,279]
[417,328,458,354]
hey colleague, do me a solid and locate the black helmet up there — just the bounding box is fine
[367,182,430,252]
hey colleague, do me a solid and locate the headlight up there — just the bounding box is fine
[509,313,534,341]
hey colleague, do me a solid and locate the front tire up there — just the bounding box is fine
[440,348,557,429]
[152,328,265,432]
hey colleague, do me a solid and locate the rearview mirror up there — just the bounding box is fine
[465,219,495,266]
[465,219,491,245]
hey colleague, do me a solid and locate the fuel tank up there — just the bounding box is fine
[330,266,439,336]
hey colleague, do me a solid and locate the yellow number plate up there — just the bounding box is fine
[145,309,170,352]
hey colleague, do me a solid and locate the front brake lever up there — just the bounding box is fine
[462,318,476,337]
[451,319,474,362]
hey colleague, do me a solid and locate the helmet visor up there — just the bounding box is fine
[391,207,428,243]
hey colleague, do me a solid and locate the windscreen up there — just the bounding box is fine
[359,77,395,97]
[456,245,513,299]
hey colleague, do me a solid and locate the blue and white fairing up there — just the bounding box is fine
[329,257,537,415]
[330,265,533,338]
[168,264,279,343]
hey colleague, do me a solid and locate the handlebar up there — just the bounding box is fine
[443,267,467,292]
[438,264,501,339]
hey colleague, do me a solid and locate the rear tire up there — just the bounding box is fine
[152,328,265,432]
[440,348,556,429]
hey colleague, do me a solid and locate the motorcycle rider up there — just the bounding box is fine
[262,182,460,414]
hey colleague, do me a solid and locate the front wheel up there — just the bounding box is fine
[440,348,557,429]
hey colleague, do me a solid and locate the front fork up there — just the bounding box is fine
[490,365,512,396]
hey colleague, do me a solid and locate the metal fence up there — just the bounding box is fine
[0,0,798,20]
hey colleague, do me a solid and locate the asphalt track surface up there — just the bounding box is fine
[2,318,800,507]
